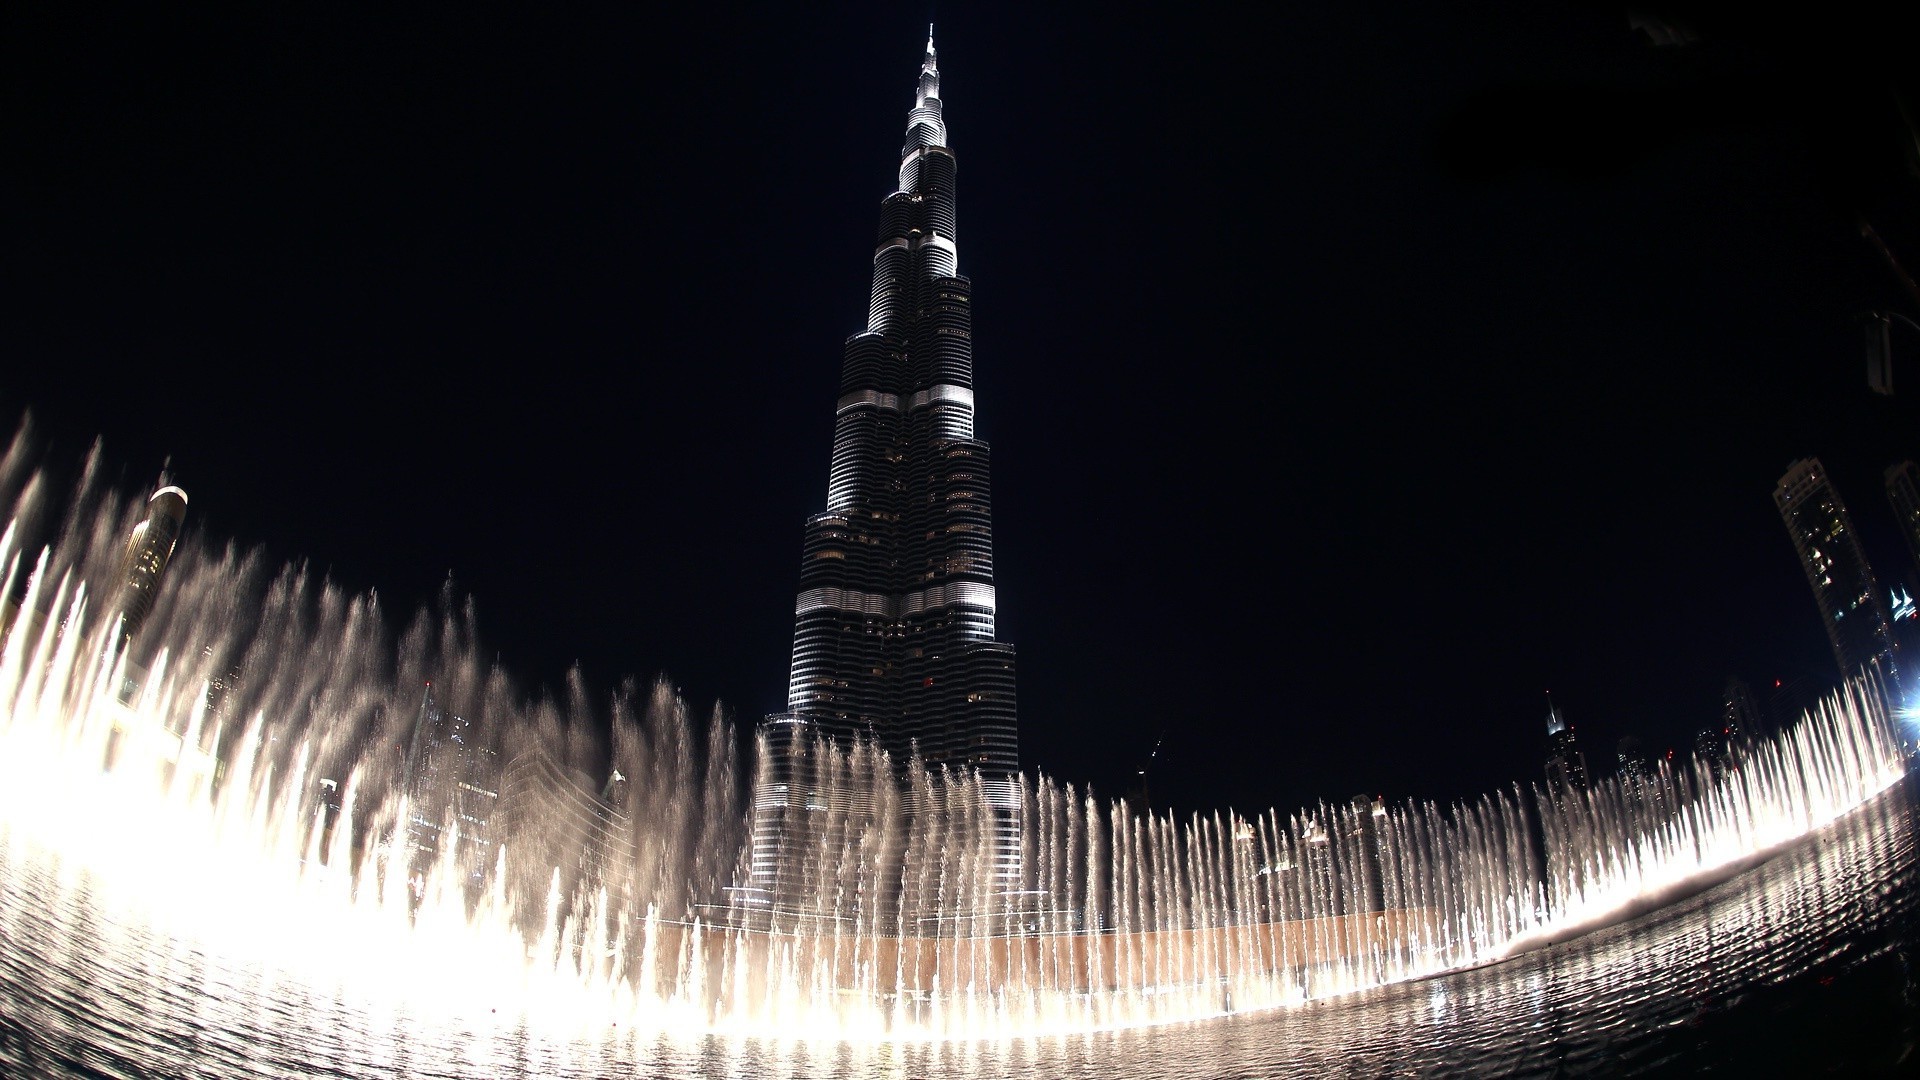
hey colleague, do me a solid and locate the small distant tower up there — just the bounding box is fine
[1775,458,1896,686]
[1544,697,1588,801]
[114,485,188,648]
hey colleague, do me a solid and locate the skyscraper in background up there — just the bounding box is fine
[494,746,630,923]
[1885,460,1920,576]
[1722,675,1761,743]
[398,683,499,901]
[3,482,187,691]
[744,31,1020,923]
[1775,458,1896,687]
[115,484,189,648]
[1544,700,1588,803]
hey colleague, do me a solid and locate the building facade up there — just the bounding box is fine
[1775,458,1897,686]
[744,31,1022,926]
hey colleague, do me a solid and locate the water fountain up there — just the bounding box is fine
[0,424,1911,1074]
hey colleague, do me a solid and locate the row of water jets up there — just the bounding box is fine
[0,424,1907,1040]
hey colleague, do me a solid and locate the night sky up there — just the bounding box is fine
[7,3,1920,816]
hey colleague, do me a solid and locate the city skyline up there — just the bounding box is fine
[7,3,1920,816]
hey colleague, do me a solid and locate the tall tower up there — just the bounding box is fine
[1775,458,1896,685]
[782,29,1018,778]
[743,31,1021,927]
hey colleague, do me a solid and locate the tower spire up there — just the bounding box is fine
[906,24,945,152]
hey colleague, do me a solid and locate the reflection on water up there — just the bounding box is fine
[5,778,1917,1078]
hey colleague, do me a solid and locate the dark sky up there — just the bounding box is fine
[6,3,1920,815]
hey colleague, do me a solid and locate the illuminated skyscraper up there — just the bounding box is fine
[115,485,188,647]
[778,29,1018,777]
[1543,700,1588,802]
[745,30,1020,924]
[1775,458,1896,685]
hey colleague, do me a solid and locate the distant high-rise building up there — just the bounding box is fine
[1692,726,1729,779]
[1615,734,1679,822]
[1722,676,1762,743]
[1886,460,1920,575]
[1775,458,1896,685]
[494,746,630,920]
[1544,701,1588,801]
[398,684,499,900]
[1615,734,1652,799]
[114,485,188,647]
[745,30,1020,923]
[1345,793,1387,913]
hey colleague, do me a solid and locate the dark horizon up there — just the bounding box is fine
[7,2,1920,817]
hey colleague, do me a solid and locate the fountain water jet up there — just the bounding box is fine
[0,431,1907,1042]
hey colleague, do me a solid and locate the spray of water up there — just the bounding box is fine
[0,422,1905,1040]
